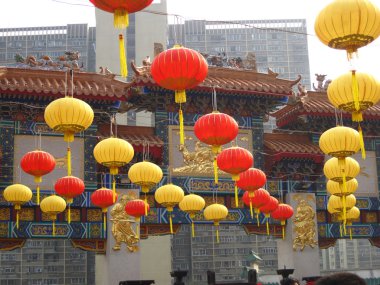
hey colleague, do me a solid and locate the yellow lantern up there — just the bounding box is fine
[40,195,67,236]
[128,161,163,214]
[323,157,360,183]
[327,178,358,197]
[203,203,228,243]
[3,184,33,229]
[44,97,94,176]
[94,137,134,201]
[179,194,206,237]
[327,200,341,215]
[314,0,380,59]
[154,184,184,234]
[345,206,361,239]
[328,194,356,227]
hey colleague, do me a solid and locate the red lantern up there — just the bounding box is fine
[91,187,117,231]
[271,203,294,239]
[54,176,85,224]
[20,150,56,205]
[151,46,208,145]
[259,196,279,235]
[217,147,253,207]
[125,199,149,239]
[236,168,267,217]
[242,188,270,225]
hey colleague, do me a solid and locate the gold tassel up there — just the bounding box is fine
[234,183,239,208]
[114,9,129,29]
[342,195,347,234]
[266,216,270,236]
[179,108,184,145]
[112,177,116,203]
[351,70,360,111]
[350,227,352,240]
[192,221,195,238]
[358,124,366,159]
[103,211,107,233]
[213,158,219,184]
[281,221,286,240]
[169,212,173,234]
[52,220,56,236]
[175,90,187,104]
[340,223,343,237]
[249,201,253,219]
[119,34,128,78]
[136,217,140,239]
[216,224,220,243]
[256,211,260,227]
[67,146,71,176]
[63,131,74,142]
[68,205,71,224]
[16,210,19,229]
[36,184,40,205]
[352,111,363,122]
[338,157,347,230]
[144,194,148,216]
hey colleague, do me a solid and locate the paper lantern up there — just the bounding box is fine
[242,188,270,225]
[54,176,85,223]
[259,196,279,235]
[128,161,163,215]
[91,187,117,231]
[236,168,267,218]
[94,137,134,201]
[271,203,294,239]
[314,0,380,59]
[179,194,205,237]
[125,199,149,239]
[44,97,94,176]
[20,150,56,204]
[328,195,356,213]
[151,45,208,145]
[327,179,358,197]
[217,146,253,207]
[154,184,184,234]
[3,184,33,229]
[40,195,66,236]
[203,203,228,243]
[323,157,360,183]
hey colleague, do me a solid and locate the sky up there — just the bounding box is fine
[1,0,380,84]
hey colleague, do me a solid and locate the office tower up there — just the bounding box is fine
[0,24,96,72]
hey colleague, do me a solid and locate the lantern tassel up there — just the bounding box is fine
[213,158,219,185]
[36,184,40,205]
[340,223,343,237]
[358,124,366,159]
[249,201,253,219]
[266,217,270,236]
[136,217,140,239]
[119,34,128,78]
[52,221,55,237]
[103,212,107,234]
[114,9,129,29]
[68,205,71,224]
[234,183,239,208]
[351,70,360,112]
[191,221,195,238]
[256,211,260,227]
[144,194,148,216]
[352,111,363,122]
[338,157,347,233]
[169,212,173,234]
[175,90,186,104]
[67,146,71,176]
[179,108,184,145]
[216,224,220,243]
[281,220,286,240]
[342,195,347,235]
[112,177,116,203]
[16,210,19,229]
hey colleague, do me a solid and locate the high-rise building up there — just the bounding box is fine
[168,19,311,89]
[0,24,96,72]
[0,239,95,285]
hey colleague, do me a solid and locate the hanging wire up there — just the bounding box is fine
[64,70,68,98]
[211,87,218,111]
[70,69,74,98]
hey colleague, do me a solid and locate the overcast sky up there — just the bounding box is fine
[1,0,380,84]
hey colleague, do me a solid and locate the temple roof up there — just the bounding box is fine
[264,132,324,163]
[131,62,300,97]
[0,67,130,102]
[272,91,380,128]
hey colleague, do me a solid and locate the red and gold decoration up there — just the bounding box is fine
[154,184,184,234]
[327,71,380,158]
[151,46,208,145]
[315,0,380,59]
[54,176,85,223]
[179,194,205,237]
[217,146,253,207]
[203,203,228,243]
[242,188,270,226]
[44,96,94,177]
[3,184,33,229]
[259,196,279,235]
[40,195,67,236]
[271,203,294,239]
[128,161,163,215]
[237,168,267,218]
[89,0,154,77]
[125,199,149,239]
[94,137,134,201]
[20,150,56,205]
[91,187,117,231]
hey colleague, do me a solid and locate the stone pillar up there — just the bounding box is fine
[277,193,320,281]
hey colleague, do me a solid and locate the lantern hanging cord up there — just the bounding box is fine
[211,87,218,111]
[70,69,74,98]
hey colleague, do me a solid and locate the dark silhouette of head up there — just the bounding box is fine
[315,272,366,285]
